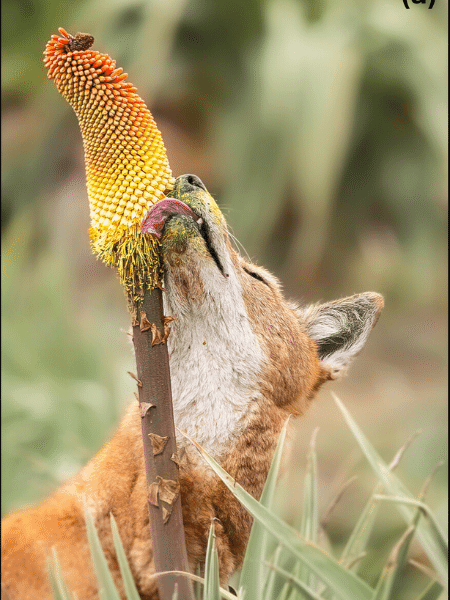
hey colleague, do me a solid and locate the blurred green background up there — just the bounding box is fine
[2,0,447,595]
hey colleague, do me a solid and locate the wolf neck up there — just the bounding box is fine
[163,253,265,458]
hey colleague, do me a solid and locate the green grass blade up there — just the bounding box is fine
[300,428,319,543]
[339,482,384,571]
[194,565,202,600]
[144,570,236,600]
[171,583,179,600]
[340,432,420,571]
[373,495,448,558]
[332,393,448,588]
[109,513,141,600]
[416,579,445,600]
[180,431,374,600]
[286,560,318,600]
[277,581,294,600]
[373,506,421,600]
[239,418,289,600]
[204,524,221,600]
[263,543,286,599]
[266,561,328,600]
[46,547,75,600]
[47,561,64,600]
[298,428,319,591]
[84,509,122,600]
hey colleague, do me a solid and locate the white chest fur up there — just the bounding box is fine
[164,254,265,458]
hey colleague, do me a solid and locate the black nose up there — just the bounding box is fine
[174,174,207,195]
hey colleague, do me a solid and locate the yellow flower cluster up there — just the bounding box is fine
[44,28,175,295]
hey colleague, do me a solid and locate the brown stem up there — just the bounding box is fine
[132,287,195,600]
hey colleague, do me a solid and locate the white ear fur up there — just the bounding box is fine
[301,292,383,378]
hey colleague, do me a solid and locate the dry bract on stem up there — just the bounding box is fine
[151,323,163,346]
[148,433,169,456]
[140,312,152,331]
[147,477,180,513]
[127,371,143,387]
[140,402,156,418]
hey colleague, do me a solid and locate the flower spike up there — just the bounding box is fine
[44,28,175,297]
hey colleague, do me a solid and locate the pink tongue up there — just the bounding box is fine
[140,198,199,239]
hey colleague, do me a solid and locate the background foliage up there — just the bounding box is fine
[2,0,447,597]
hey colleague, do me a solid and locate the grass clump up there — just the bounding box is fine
[48,396,447,600]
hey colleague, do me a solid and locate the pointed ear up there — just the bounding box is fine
[301,292,384,378]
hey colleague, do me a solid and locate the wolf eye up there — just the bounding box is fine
[243,266,268,286]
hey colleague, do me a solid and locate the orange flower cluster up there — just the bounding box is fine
[44,28,175,295]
